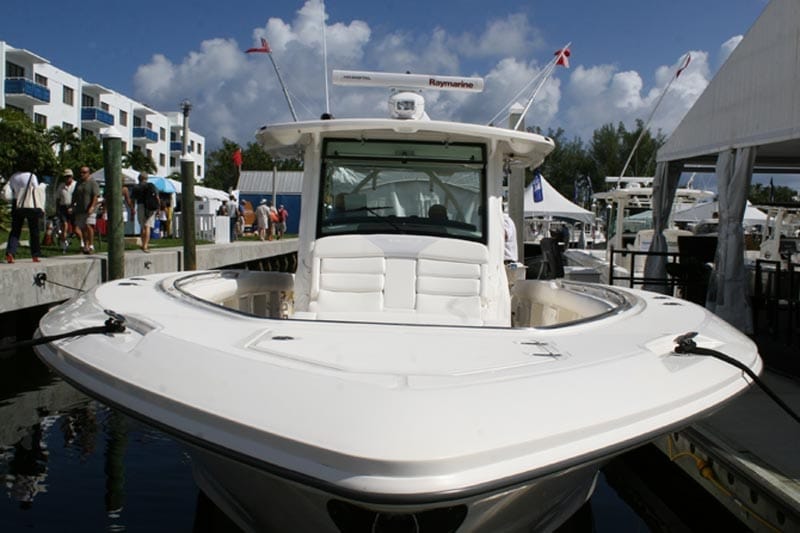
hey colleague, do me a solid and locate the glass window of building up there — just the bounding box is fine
[34,74,48,87]
[82,94,95,107]
[159,153,166,166]
[120,110,128,126]
[63,86,74,106]
[101,102,109,111]
[34,113,47,127]
[6,62,24,78]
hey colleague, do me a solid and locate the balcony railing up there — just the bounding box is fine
[132,127,158,143]
[170,141,183,152]
[4,77,51,103]
[81,107,115,126]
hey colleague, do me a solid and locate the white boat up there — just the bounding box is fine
[564,177,715,285]
[35,71,762,533]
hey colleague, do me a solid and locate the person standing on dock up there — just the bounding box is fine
[255,199,269,241]
[130,173,159,253]
[55,168,76,249]
[72,166,100,255]
[277,204,288,239]
[4,168,44,263]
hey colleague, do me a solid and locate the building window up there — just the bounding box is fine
[6,62,25,78]
[197,143,202,155]
[159,153,166,166]
[81,129,94,138]
[146,121,153,130]
[119,110,128,126]
[82,94,95,107]
[189,140,195,153]
[170,131,177,141]
[133,116,142,127]
[133,145,142,153]
[146,149,153,160]
[63,86,74,106]
[34,113,47,127]
[101,102,109,112]
[6,104,24,114]
[62,121,73,130]
[34,74,48,87]
[159,127,166,141]
[197,165,202,176]
[170,157,176,167]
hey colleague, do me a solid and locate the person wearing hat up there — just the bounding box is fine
[55,169,77,250]
[255,198,270,241]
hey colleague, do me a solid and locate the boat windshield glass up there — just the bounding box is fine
[318,139,486,242]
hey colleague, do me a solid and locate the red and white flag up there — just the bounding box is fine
[245,38,272,54]
[675,53,691,77]
[554,47,571,68]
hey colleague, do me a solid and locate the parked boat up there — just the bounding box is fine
[35,71,761,533]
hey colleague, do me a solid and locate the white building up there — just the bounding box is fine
[0,40,205,180]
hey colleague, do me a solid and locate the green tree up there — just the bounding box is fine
[203,138,302,192]
[122,149,157,173]
[749,182,798,204]
[0,108,58,180]
[538,128,596,203]
[47,124,80,168]
[71,134,104,173]
[587,120,664,191]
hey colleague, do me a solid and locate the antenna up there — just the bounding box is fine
[321,1,330,116]
[332,70,484,92]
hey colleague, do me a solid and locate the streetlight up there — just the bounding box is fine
[180,99,192,157]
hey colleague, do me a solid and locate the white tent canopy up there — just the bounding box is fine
[673,200,768,227]
[166,178,229,201]
[90,167,139,184]
[523,175,595,224]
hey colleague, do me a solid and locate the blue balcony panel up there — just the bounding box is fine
[133,127,158,143]
[170,141,183,152]
[81,107,115,126]
[4,78,51,103]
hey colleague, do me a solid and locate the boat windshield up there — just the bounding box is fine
[318,139,486,242]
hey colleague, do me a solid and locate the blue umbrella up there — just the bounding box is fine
[149,176,177,193]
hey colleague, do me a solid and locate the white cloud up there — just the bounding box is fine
[132,0,721,152]
[562,51,713,141]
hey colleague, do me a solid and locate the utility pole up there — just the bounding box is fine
[180,99,196,270]
[102,127,124,280]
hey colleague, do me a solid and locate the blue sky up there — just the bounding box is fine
[5,0,788,187]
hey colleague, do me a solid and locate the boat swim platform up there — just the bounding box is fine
[653,369,800,532]
[0,239,298,316]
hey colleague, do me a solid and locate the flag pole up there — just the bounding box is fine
[268,53,299,122]
[617,52,690,184]
[514,42,570,131]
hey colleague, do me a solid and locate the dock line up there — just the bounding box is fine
[0,309,126,353]
[674,332,800,424]
[33,272,86,293]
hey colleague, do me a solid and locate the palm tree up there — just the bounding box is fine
[122,150,157,173]
[47,125,80,167]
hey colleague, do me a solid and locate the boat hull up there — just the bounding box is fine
[188,443,599,533]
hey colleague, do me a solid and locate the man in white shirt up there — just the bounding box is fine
[502,212,518,263]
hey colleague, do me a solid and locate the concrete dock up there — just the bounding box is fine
[653,369,800,532]
[0,239,298,315]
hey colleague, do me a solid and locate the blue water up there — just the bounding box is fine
[0,348,653,532]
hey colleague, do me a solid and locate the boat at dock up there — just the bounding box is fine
[35,70,762,532]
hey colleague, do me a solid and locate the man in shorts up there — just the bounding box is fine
[72,166,100,254]
[130,172,158,252]
[55,168,76,249]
